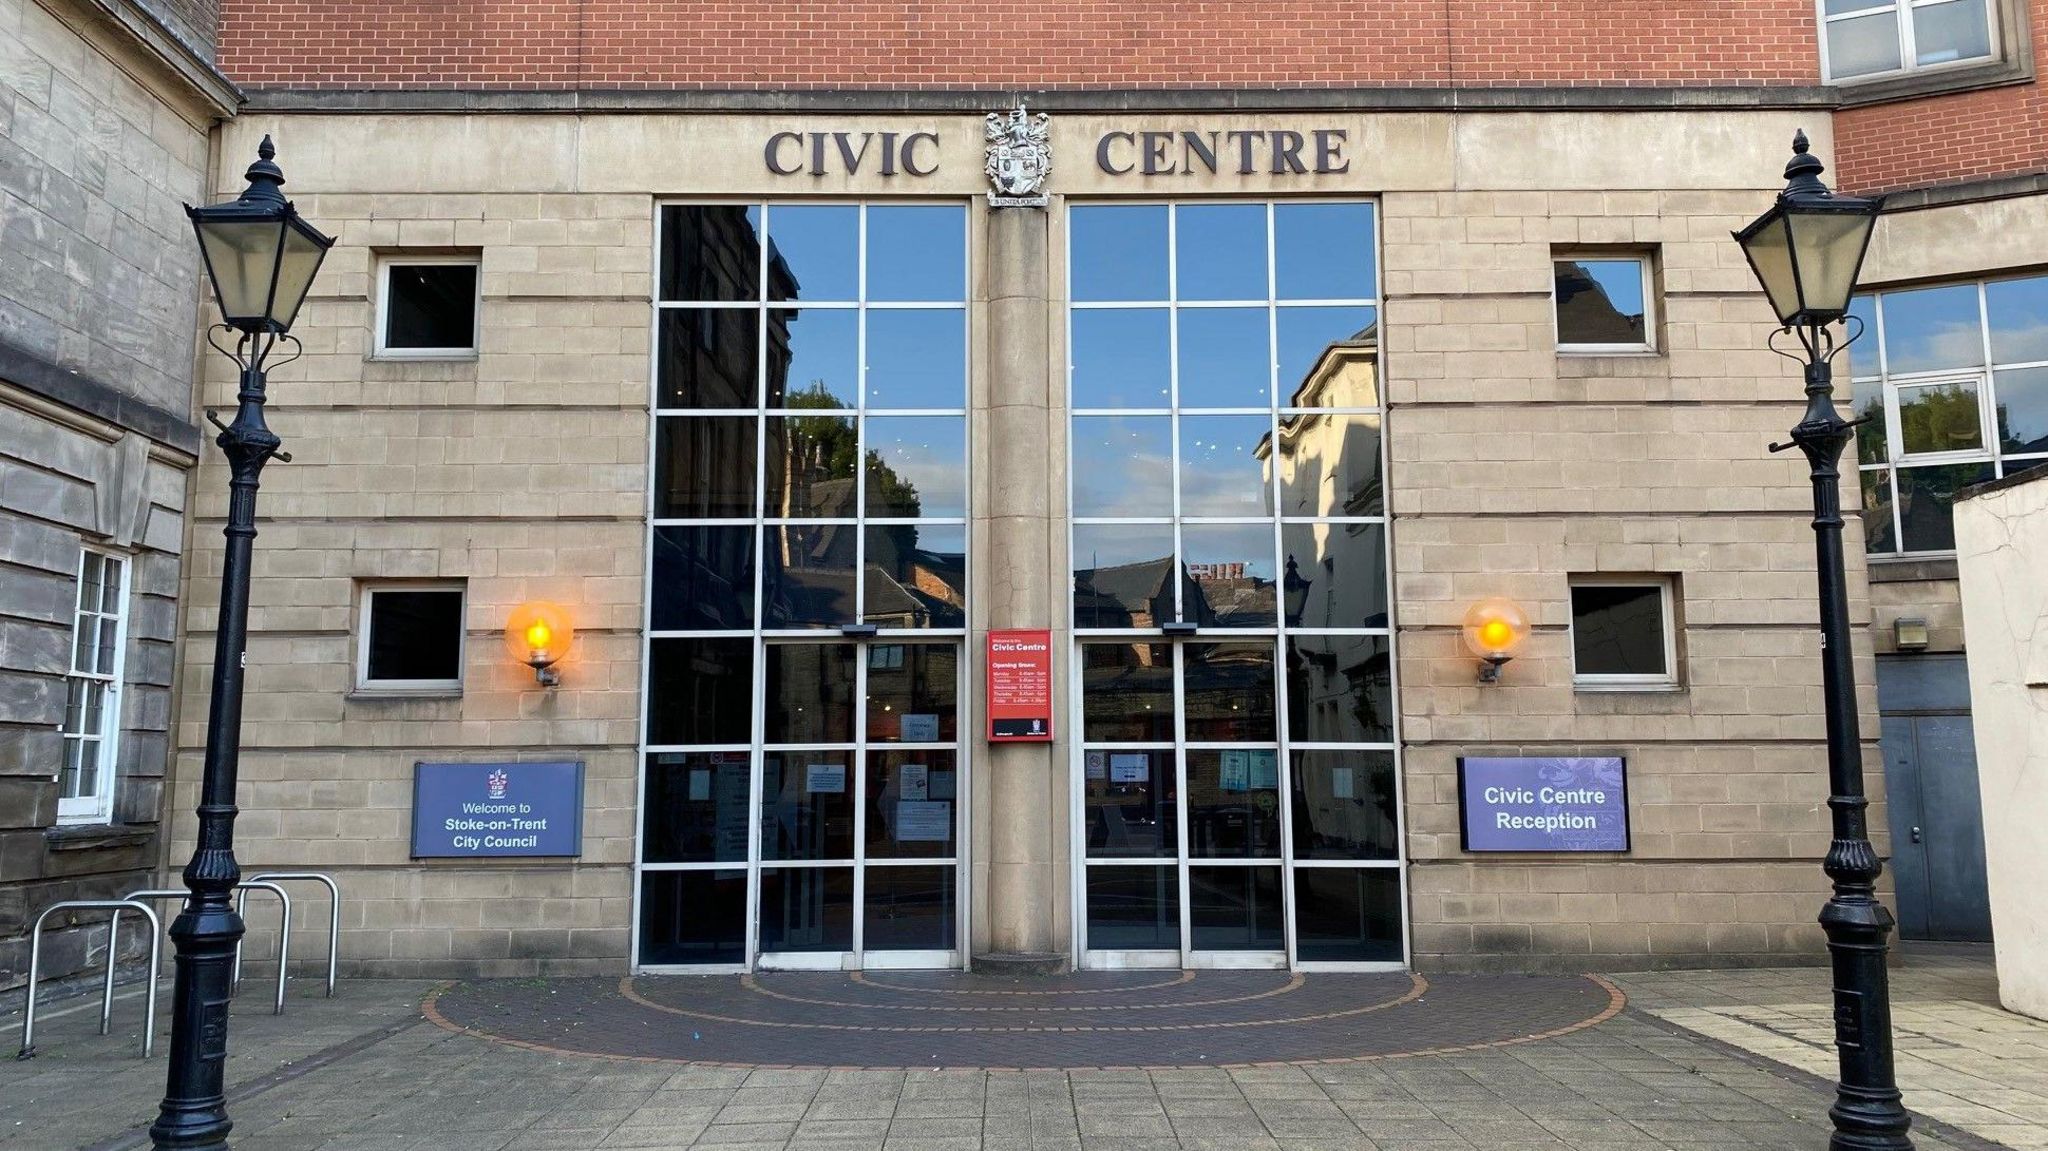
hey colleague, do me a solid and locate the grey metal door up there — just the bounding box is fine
[1876,654,1992,942]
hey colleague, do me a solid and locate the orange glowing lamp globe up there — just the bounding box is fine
[1461,597,1529,681]
[504,601,574,684]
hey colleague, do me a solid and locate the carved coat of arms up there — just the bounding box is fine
[985,105,1051,206]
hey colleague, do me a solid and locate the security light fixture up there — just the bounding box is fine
[1894,616,1930,650]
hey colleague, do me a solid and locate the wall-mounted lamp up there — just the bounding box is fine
[1462,597,1530,683]
[1893,616,1929,650]
[505,601,575,686]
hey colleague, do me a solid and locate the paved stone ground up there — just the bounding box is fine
[0,950,2022,1150]
[1616,944,2047,1151]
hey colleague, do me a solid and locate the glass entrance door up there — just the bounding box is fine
[756,639,962,968]
[1079,640,1287,967]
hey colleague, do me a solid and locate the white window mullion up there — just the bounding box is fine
[1896,0,1920,68]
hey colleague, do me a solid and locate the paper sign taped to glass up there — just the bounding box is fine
[895,800,952,841]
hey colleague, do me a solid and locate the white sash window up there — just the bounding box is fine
[58,549,128,825]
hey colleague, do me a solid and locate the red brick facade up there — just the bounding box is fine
[1834,0,2048,193]
[220,0,1818,90]
[218,0,2045,196]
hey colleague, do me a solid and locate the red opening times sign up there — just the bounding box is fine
[986,628,1053,742]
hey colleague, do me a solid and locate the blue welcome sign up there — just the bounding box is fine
[411,761,584,858]
[1458,756,1630,852]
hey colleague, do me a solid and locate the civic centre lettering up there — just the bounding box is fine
[759,124,1351,185]
[411,760,584,858]
[1094,129,1349,176]
[1458,756,1630,852]
[763,130,939,177]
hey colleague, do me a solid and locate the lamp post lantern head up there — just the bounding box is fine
[1281,554,1313,627]
[1732,130,1883,330]
[185,135,335,336]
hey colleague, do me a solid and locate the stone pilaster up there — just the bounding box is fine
[979,204,1060,959]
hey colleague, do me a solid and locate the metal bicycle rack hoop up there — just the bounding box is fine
[17,899,161,1060]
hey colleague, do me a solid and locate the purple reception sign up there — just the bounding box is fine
[1458,756,1630,852]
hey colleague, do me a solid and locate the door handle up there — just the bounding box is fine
[1910,826,1922,844]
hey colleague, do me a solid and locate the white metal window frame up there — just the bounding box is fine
[1817,0,2000,83]
[634,198,974,974]
[1854,274,2048,558]
[56,547,129,825]
[373,253,482,358]
[354,581,467,692]
[1884,370,1996,463]
[1063,198,1408,973]
[1566,575,1680,692]
[1551,252,1657,355]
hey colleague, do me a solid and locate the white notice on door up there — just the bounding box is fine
[1110,753,1149,783]
[688,768,711,802]
[900,763,929,800]
[1219,750,1250,792]
[1249,750,1278,790]
[806,763,846,793]
[896,800,951,841]
[1331,766,1355,799]
[900,713,940,742]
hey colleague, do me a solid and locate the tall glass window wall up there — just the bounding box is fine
[640,203,969,968]
[1067,201,1403,967]
[1850,273,2048,556]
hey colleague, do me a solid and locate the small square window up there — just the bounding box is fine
[1569,577,1678,689]
[1553,254,1654,354]
[376,256,479,356]
[358,584,466,691]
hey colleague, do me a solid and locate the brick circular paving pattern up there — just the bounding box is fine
[424,970,1625,1068]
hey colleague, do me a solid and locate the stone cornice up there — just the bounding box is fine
[40,0,242,121]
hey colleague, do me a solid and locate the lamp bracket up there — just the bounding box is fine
[1770,416,1867,454]
[204,325,303,375]
[205,409,292,464]
[534,665,560,687]
[1767,313,1866,371]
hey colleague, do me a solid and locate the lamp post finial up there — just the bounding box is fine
[1782,129,1830,198]
[240,136,286,205]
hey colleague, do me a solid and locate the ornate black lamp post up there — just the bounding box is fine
[1733,132,1907,1151]
[153,136,332,1151]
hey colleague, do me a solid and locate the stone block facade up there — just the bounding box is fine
[170,178,652,977]
[0,0,233,988]
[165,106,1910,976]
